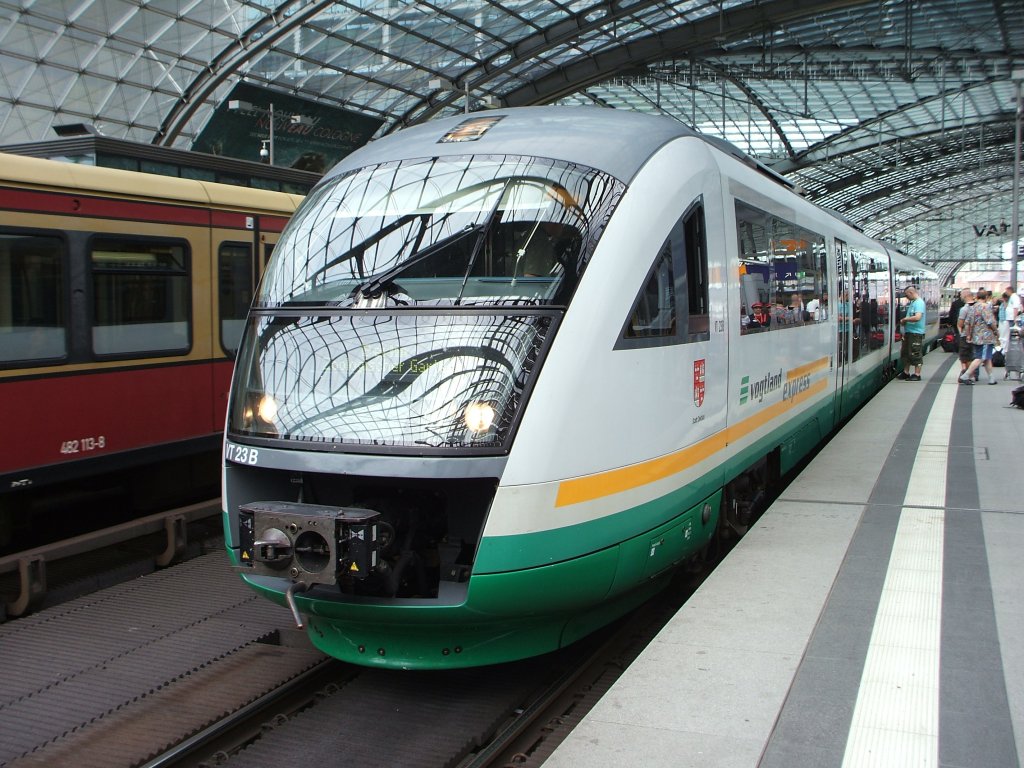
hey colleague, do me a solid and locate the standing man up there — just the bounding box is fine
[948,290,964,326]
[899,285,926,381]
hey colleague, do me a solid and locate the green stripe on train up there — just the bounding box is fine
[473,374,882,574]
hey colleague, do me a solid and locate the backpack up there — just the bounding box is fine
[1011,385,1024,409]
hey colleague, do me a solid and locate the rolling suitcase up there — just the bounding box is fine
[1004,328,1024,380]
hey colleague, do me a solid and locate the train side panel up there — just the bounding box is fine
[482,138,727,570]
[717,167,838,483]
[0,155,297,500]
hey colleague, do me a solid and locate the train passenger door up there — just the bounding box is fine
[833,238,852,423]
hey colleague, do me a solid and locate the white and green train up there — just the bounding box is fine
[222,107,939,669]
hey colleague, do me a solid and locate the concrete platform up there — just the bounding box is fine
[543,350,1023,768]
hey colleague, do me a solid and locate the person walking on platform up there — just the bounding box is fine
[954,288,975,376]
[960,288,999,385]
[898,285,926,381]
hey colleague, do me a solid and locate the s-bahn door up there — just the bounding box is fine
[834,238,852,424]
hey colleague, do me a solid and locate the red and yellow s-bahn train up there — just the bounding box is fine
[0,153,301,546]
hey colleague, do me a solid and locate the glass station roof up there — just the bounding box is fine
[1,0,1021,282]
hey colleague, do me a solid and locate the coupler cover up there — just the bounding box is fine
[238,501,381,587]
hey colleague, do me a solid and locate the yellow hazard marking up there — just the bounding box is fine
[241,551,250,560]
[349,562,360,572]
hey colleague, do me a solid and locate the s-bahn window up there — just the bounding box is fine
[219,243,254,356]
[90,238,190,356]
[0,231,66,364]
[619,200,708,347]
[736,201,826,335]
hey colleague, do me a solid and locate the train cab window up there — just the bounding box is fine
[624,238,677,339]
[0,231,66,364]
[683,201,709,342]
[219,243,254,356]
[90,238,190,356]
[259,155,623,308]
[618,200,707,347]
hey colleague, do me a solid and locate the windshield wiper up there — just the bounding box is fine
[455,181,508,305]
[353,223,486,299]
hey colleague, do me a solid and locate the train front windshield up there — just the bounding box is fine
[229,154,623,452]
[257,155,622,308]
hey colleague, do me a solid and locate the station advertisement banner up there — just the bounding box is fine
[193,83,383,174]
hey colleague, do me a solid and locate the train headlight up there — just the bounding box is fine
[464,401,496,433]
[257,394,279,423]
[237,392,279,437]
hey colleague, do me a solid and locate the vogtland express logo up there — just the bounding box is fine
[740,369,783,405]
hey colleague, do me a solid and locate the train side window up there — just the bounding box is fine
[772,218,826,329]
[219,242,254,356]
[684,201,709,342]
[737,203,771,334]
[0,231,66,364]
[90,237,190,356]
[736,201,826,334]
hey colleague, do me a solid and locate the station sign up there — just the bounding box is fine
[973,222,1018,237]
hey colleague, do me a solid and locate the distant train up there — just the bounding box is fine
[0,154,301,545]
[223,107,939,669]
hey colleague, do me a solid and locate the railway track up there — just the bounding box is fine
[0,500,717,768]
[0,498,223,620]
[144,569,708,768]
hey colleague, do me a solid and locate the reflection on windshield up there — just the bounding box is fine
[230,312,553,450]
[258,155,624,308]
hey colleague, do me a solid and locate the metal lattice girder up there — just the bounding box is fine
[0,0,1021,281]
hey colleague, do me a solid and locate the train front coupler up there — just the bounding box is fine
[236,501,382,627]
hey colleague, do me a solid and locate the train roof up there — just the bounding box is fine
[323,106,789,188]
[0,151,303,214]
